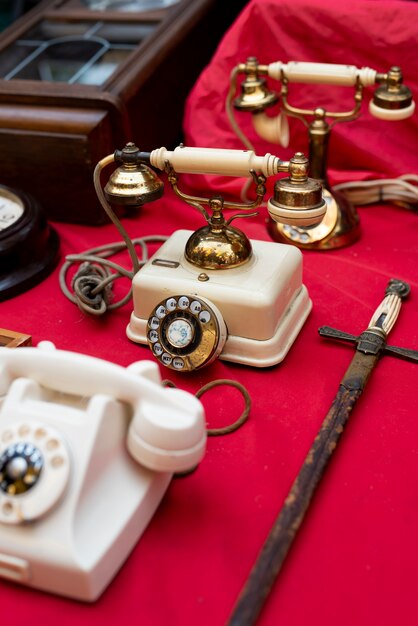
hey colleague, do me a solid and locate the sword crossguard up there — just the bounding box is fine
[319,278,418,363]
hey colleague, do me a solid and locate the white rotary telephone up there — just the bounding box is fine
[0,341,206,601]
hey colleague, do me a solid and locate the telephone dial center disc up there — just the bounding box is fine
[0,422,70,525]
[147,295,227,371]
[166,318,194,349]
[0,443,43,495]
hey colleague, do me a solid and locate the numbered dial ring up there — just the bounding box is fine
[147,295,227,371]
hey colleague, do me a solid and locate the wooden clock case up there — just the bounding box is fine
[0,0,237,224]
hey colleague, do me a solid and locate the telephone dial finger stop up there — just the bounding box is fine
[147,295,227,372]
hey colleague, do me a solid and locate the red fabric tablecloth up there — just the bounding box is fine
[1,1,418,625]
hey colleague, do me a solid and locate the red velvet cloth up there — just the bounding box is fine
[184,0,418,195]
[1,1,418,625]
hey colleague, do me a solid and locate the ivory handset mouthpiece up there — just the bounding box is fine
[267,153,327,227]
[370,66,415,120]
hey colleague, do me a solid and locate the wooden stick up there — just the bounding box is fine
[0,328,32,348]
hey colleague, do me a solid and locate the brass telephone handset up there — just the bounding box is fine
[93,143,326,371]
[227,58,415,249]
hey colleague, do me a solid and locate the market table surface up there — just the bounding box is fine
[1,0,418,625]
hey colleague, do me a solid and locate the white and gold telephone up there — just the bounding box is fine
[91,143,326,372]
[227,59,415,249]
[0,341,205,600]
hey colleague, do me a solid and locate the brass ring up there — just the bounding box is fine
[162,378,251,436]
[195,379,251,436]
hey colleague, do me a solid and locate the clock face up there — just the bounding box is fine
[0,192,24,230]
[0,185,60,301]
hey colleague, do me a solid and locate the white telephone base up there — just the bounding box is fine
[0,343,206,601]
[127,230,312,368]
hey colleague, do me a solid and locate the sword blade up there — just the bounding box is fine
[227,279,411,626]
[226,351,378,626]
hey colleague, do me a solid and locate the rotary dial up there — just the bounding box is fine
[147,295,227,371]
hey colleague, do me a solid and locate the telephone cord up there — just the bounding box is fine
[333,174,418,208]
[59,236,168,315]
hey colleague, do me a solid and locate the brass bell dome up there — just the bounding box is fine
[185,196,252,270]
[104,143,164,206]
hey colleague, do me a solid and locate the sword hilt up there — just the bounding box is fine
[319,279,418,363]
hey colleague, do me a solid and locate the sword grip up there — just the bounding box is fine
[368,279,410,335]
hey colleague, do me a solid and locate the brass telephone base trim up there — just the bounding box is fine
[267,188,361,250]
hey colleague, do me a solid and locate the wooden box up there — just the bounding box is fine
[0,0,235,224]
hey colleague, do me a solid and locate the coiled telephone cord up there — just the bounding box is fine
[59,236,167,315]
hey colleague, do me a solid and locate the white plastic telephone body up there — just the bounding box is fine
[0,342,206,600]
[127,230,311,370]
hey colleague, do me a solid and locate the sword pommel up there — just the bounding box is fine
[385,278,410,299]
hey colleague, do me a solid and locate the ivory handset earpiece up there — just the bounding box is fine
[88,143,326,371]
[227,58,415,249]
[0,341,205,600]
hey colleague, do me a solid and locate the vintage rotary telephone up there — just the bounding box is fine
[227,58,415,249]
[92,142,326,372]
[0,341,205,600]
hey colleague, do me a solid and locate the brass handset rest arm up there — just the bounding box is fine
[280,77,364,127]
[166,163,267,214]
